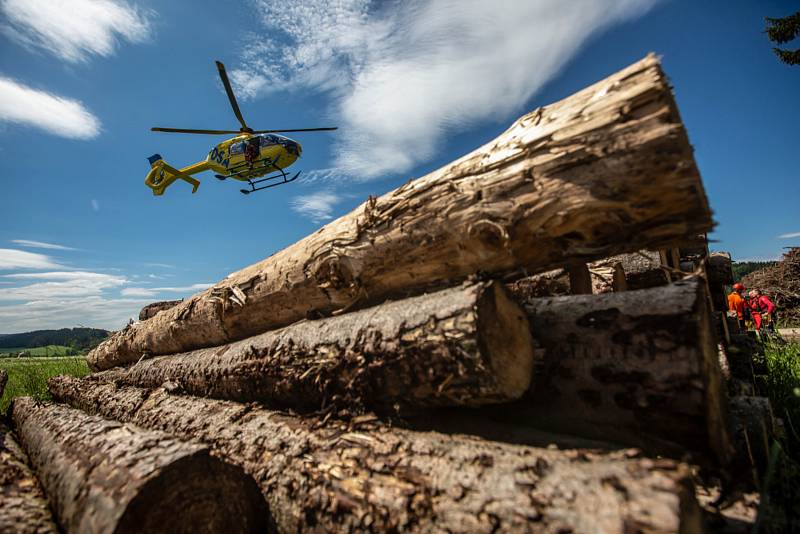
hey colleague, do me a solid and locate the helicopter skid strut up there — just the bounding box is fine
[240,170,301,195]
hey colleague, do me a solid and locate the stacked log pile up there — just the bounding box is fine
[2,54,764,531]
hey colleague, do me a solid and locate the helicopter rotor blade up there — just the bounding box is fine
[151,127,243,134]
[250,127,339,134]
[215,61,250,132]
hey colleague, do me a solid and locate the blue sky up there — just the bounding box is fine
[0,0,798,333]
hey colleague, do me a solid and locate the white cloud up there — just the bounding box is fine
[777,231,800,239]
[0,0,153,63]
[0,296,150,332]
[235,0,657,178]
[298,167,353,185]
[290,191,341,222]
[0,77,101,139]
[120,287,155,297]
[0,271,127,300]
[0,248,64,270]
[11,239,77,251]
[120,283,213,298]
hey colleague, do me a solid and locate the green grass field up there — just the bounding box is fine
[0,356,90,412]
[0,345,81,357]
[754,338,800,531]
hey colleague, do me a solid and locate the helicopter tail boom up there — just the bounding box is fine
[144,154,204,196]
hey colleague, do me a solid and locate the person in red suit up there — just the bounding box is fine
[748,289,776,333]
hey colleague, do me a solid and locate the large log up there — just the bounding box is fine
[11,397,269,534]
[88,54,712,371]
[49,377,704,534]
[1,421,58,533]
[509,277,733,464]
[93,282,534,412]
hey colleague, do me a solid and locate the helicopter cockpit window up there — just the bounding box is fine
[260,134,282,146]
[229,142,245,155]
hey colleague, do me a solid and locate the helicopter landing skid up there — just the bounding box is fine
[240,170,301,195]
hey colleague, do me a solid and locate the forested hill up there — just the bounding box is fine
[0,328,109,351]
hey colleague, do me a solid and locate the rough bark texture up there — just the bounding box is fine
[507,269,570,299]
[0,369,6,397]
[728,396,775,471]
[49,377,704,534]
[11,397,269,534]
[95,283,534,413]
[89,54,712,371]
[510,278,733,464]
[139,300,182,321]
[0,422,58,534]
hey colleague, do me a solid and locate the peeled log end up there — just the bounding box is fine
[478,283,535,399]
[119,451,271,534]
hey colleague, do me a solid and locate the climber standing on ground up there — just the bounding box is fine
[728,283,747,331]
[748,288,776,334]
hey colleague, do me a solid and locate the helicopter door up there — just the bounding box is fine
[229,142,245,156]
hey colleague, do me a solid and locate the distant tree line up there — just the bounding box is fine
[732,261,777,282]
[0,328,109,352]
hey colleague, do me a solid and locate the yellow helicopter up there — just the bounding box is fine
[145,61,336,196]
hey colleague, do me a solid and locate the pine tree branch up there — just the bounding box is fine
[765,11,800,44]
[773,47,800,66]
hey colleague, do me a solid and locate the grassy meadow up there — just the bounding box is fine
[0,356,90,412]
[0,344,80,357]
[754,338,800,531]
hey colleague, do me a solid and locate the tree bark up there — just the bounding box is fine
[88,54,712,371]
[0,369,7,397]
[49,377,704,534]
[0,422,58,533]
[11,397,269,534]
[509,277,733,465]
[95,282,534,413]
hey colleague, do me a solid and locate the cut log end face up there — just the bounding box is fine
[118,451,270,534]
[12,398,270,534]
[477,283,535,399]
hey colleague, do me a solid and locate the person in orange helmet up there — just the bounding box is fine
[727,283,747,330]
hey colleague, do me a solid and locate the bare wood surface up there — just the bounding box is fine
[11,397,269,534]
[95,282,534,413]
[0,421,58,534]
[510,277,733,464]
[89,54,712,371]
[49,377,704,534]
[139,300,182,321]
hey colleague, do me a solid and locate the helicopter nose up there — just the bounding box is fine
[291,141,302,156]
